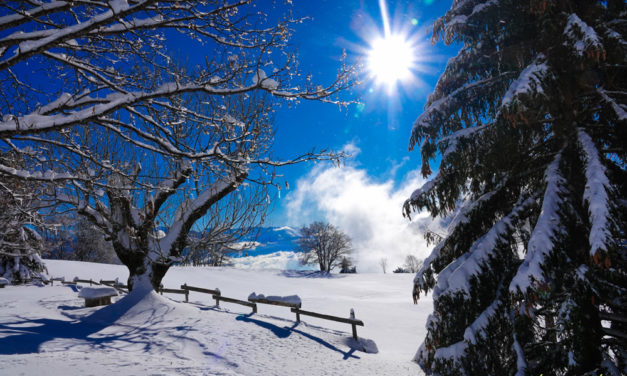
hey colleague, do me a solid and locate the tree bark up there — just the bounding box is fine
[114,244,169,292]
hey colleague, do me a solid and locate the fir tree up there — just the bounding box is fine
[403,1,626,375]
[0,154,48,283]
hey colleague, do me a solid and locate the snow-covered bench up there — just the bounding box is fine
[78,287,118,307]
[0,277,9,288]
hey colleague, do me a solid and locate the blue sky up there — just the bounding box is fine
[256,0,457,226]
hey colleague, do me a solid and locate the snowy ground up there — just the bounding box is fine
[0,260,432,375]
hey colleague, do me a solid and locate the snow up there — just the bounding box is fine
[501,54,549,108]
[78,287,119,299]
[252,69,279,90]
[577,129,612,256]
[433,197,534,298]
[248,293,302,306]
[109,0,129,14]
[564,13,603,56]
[0,277,8,286]
[231,251,312,270]
[273,226,300,237]
[510,151,565,293]
[597,88,627,121]
[512,333,527,376]
[0,260,431,375]
[433,339,466,363]
[463,299,500,344]
[447,0,498,27]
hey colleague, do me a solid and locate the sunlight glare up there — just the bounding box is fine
[367,34,415,87]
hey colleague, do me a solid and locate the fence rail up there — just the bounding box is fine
[73,278,100,286]
[291,308,364,340]
[180,283,220,296]
[214,295,257,313]
[50,276,365,339]
[159,287,189,302]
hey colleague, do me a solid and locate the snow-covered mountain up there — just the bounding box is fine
[232,226,301,257]
[228,226,311,270]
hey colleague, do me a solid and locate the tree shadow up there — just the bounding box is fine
[0,292,239,369]
[0,314,122,355]
[235,314,360,360]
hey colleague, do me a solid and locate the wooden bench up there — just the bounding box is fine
[78,287,118,307]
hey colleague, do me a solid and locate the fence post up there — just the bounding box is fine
[185,290,189,303]
[295,308,301,323]
[350,309,358,340]
[252,303,257,314]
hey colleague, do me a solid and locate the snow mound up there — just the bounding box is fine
[84,284,193,325]
[78,286,118,299]
[345,337,379,354]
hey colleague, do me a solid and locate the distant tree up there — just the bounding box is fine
[339,256,356,273]
[297,222,352,273]
[403,255,423,273]
[379,258,388,274]
[393,266,408,274]
[0,154,48,283]
[403,1,626,375]
[74,218,119,264]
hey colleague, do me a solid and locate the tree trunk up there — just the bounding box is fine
[114,244,169,292]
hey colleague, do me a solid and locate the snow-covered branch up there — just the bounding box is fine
[509,150,566,294]
[577,129,613,257]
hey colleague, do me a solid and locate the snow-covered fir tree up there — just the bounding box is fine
[404,1,626,375]
[0,155,48,283]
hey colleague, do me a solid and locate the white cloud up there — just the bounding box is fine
[341,142,361,157]
[284,161,433,273]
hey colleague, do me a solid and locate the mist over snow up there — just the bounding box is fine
[284,148,434,273]
[231,251,315,271]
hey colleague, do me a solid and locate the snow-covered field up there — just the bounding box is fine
[0,260,431,375]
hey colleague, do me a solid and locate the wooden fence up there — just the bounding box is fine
[49,277,366,340]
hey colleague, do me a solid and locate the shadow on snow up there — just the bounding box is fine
[235,313,360,360]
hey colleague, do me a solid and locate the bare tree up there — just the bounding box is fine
[403,255,422,273]
[183,184,268,266]
[0,1,357,291]
[379,258,388,274]
[297,222,352,273]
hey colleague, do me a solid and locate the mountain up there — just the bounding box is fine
[231,226,300,257]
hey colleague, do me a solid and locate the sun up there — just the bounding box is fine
[367,33,415,87]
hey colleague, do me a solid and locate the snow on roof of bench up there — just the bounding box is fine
[0,278,9,285]
[78,286,118,299]
[248,293,301,305]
